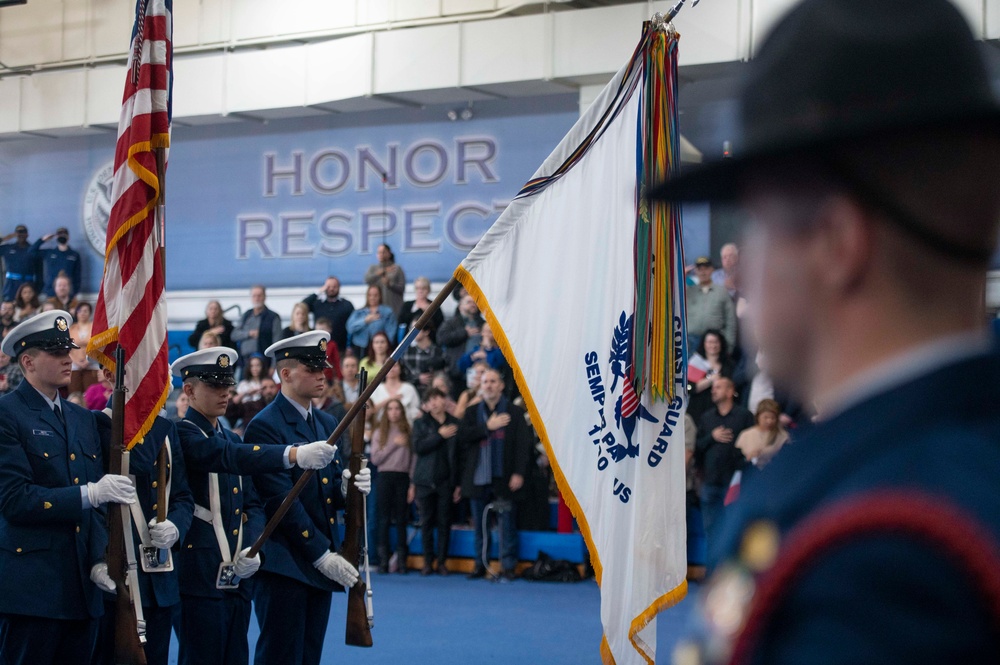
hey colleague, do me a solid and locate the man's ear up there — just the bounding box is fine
[811,195,874,296]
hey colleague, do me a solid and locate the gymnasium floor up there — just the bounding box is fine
[168,573,700,664]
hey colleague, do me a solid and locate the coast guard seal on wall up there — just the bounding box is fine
[82,160,115,255]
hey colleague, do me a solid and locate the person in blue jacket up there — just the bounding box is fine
[247,331,372,665]
[31,227,82,300]
[91,368,195,665]
[652,1,1000,662]
[0,310,137,664]
[0,225,37,302]
[171,346,344,665]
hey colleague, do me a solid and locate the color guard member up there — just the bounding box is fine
[92,367,195,665]
[0,310,137,664]
[247,331,371,665]
[172,346,342,665]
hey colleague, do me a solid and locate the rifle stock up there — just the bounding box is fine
[343,369,372,647]
[107,346,147,665]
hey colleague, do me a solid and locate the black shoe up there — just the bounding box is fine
[378,564,389,574]
[503,569,516,582]
[398,564,409,575]
[467,566,486,579]
[437,565,450,577]
[421,566,433,576]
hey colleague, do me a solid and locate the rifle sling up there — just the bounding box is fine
[103,409,173,553]
[120,451,147,643]
[185,421,243,564]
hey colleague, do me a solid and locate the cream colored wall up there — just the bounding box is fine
[4,0,989,138]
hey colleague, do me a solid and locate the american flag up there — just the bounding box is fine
[87,0,172,449]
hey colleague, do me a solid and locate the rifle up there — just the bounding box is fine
[342,368,373,647]
[107,345,148,665]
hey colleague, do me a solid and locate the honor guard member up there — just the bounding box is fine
[653,1,1000,663]
[0,310,137,664]
[171,347,342,665]
[0,225,36,302]
[247,331,372,665]
[92,367,195,665]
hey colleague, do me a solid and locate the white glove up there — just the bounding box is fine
[86,474,137,507]
[91,562,116,593]
[147,518,179,549]
[295,441,338,470]
[233,547,261,579]
[312,551,359,587]
[341,467,371,498]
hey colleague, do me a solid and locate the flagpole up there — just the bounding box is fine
[153,148,169,527]
[245,276,460,558]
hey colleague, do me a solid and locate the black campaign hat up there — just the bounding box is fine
[651,0,1000,203]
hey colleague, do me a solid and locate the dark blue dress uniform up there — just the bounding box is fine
[712,347,1000,664]
[92,413,195,665]
[246,392,345,665]
[0,232,36,301]
[175,405,288,665]
[33,236,82,299]
[0,379,109,663]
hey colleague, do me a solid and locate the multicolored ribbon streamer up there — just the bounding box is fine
[633,23,684,403]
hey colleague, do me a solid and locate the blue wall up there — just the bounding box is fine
[0,99,711,293]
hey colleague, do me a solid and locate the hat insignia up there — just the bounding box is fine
[218,354,230,368]
[319,339,327,352]
[55,317,68,332]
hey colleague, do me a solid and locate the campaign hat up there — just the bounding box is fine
[1,310,78,358]
[171,347,239,386]
[650,0,1000,203]
[265,331,332,370]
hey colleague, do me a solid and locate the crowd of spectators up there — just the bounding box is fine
[0,229,801,574]
[683,243,807,559]
[169,239,804,573]
[173,244,550,577]
[0,226,97,403]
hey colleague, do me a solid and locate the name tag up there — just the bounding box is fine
[32,430,54,437]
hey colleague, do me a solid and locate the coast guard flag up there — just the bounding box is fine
[456,25,688,665]
[88,0,173,449]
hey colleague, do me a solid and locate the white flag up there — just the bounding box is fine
[457,26,688,665]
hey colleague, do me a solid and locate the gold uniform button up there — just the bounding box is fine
[76,526,80,533]
[232,529,239,536]
[151,504,158,511]
[329,518,335,524]
[70,454,76,461]
[73,477,79,485]
[235,509,240,515]
[253,446,261,452]
[233,487,239,495]
[15,548,22,553]
[740,520,781,573]
[43,502,52,509]
[326,498,332,505]
[43,453,49,458]
[187,544,193,549]
[301,530,309,538]
[321,478,329,485]
[152,481,157,488]
[92,454,97,459]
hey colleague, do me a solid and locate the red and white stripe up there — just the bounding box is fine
[88,0,172,449]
